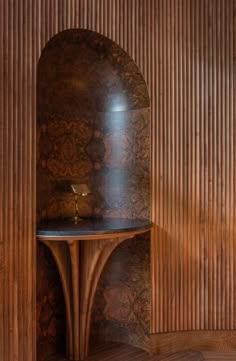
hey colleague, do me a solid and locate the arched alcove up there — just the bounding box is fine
[36,29,151,359]
[37,28,150,222]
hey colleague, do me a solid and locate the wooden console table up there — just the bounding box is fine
[37,218,152,361]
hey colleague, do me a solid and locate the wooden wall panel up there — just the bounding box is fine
[151,0,236,336]
[1,1,236,360]
[0,1,38,361]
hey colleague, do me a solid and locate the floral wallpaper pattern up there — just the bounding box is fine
[90,232,150,351]
[37,109,150,221]
[37,243,66,361]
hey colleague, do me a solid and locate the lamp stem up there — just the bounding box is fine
[74,193,79,223]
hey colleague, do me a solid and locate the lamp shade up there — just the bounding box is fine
[71,183,91,196]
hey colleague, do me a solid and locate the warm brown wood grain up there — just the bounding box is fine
[1,1,236,361]
[0,1,37,361]
[48,342,236,361]
[151,331,236,354]
[151,0,236,340]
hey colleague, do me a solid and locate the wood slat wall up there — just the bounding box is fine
[0,1,38,360]
[151,0,236,334]
[0,1,236,360]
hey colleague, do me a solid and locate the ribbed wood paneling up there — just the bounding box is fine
[0,1,38,361]
[1,1,236,360]
[151,0,236,334]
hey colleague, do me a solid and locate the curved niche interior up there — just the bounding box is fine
[36,29,151,357]
[37,29,150,222]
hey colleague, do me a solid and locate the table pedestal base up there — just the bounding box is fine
[42,235,133,360]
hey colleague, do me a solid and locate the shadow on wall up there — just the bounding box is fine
[37,243,66,361]
[91,231,151,351]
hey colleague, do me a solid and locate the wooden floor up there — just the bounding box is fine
[49,342,236,361]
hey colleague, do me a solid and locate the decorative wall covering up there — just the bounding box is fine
[90,232,150,351]
[37,243,66,361]
[37,109,150,221]
[37,29,150,222]
[37,29,149,117]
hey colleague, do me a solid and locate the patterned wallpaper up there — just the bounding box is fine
[37,109,150,221]
[36,29,150,357]
[90,232,150,351]
[37,29,150,222]
[37,243,66,361]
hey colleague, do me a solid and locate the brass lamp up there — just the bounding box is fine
[71,183,91,223]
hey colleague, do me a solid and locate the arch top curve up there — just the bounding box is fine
[37,28,150,117]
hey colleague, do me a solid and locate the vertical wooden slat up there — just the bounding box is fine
[228,0,234,331]
[151,0,236,336]
[0,0,4,357]
[0,0,37,359]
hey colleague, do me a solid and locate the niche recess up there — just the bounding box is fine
[36,29,150,357]
[37,29,150,222]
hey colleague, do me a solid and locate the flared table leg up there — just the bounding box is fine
[68,241,80,361]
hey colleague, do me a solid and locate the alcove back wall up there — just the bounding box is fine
[1,1,236,361]
[37,29,150,221]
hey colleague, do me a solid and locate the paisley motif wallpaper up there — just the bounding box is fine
[90,231,150,351]
[37,29,150,222]
[37,109,150,221]
[36,29,150,357]
[37,243,66,361]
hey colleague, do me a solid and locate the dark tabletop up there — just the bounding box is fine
[37,217,152,237]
